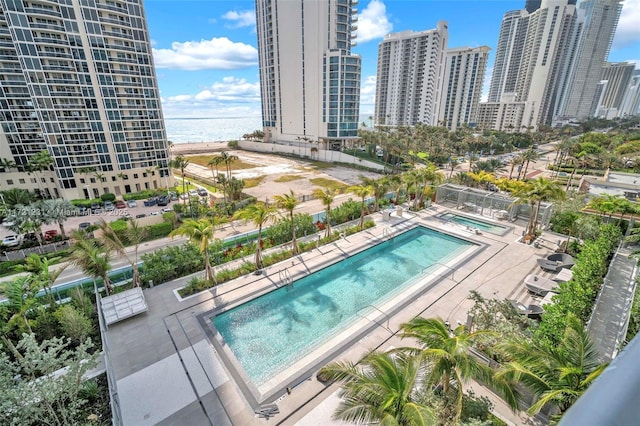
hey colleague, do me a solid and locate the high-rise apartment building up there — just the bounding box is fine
[481,0,576,132]
[374,22,449,127]
[255,0,360,150]
[594,62,636,117]
[620,70,640,117]
[439,46,490,130]
[0,0,169,200]
[554,0,623,121]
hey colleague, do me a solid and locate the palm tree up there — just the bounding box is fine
[27,150,54,198]
[520,149,541,180]
[15,253,67,307]
[95,219,149,288]
[170,155,190,204]
[5,276,37,334]
[0,188,33,207]
[530,177,565,234]
[170,218,224,283]
[232,202,278,270]
[274,190,300,255]
[359,176,388,212]
[497,315,608,416]
[318,351,436,425]
[206,156,223,178]
[413,165,442,208]
[448,158,460,178]
[313,188,337,238]
[41,198,74,239]
[348,184,373,230]
[219,151,239,180]
[398,317,517,422]
[69,230,113,294]
[509,178,564,237]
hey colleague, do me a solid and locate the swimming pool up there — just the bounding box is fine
[212,226,476,394]
[439,212,509,235]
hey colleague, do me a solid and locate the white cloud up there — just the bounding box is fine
[160,77,261,118]
[359,75,377,113]
[613,0,640,48]
[222,10,256,29]
[356,0,392,44]
[153,38,258,70]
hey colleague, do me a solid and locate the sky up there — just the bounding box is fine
[143,0,640,119]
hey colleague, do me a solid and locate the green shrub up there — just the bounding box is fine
[55,305,93,345]
[265,213,317,245]
[331,199,362,224]
[122,189,164,201]
[141,243,204,285]
[145,222,173,240]
[100,193,116,202]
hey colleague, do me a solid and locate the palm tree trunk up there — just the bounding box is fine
[290,212,299,255]
[204,250,217,284]
[256,227,263,269]
[566,166,576,191]
[325,208,331,238]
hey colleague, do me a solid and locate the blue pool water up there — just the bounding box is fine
[213,226,475,386]
[440,212,508,234]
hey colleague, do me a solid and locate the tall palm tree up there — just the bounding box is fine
[359,176,389,212]
[318,351,436,425]
[520,149,541,180]
[170,218,224,283]
[41,198,74,239]
[219,151,239,180]
[95,219,148,288]
[274,190,300,255]
[530,177,565,234]
[448,158,459,178]
[313,188,337,238]
[232,202,278,270]
[398,317,517,422]
[69,230,113,294]
[170,155,190,204]
[206,156,223,178]
[348,184,373,230]
[497,315,607,416]
[27,150,54,199]
[145,168,154,190]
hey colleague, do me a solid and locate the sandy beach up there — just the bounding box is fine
[170,141,232,155]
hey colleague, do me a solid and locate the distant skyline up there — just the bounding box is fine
[144,0,640,118]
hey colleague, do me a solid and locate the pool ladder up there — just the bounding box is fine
[382,226,394,239]
[279,268,292,287]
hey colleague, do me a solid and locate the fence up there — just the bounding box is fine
[2,240,71,261]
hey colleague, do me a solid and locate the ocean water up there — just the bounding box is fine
[165,114,375,144]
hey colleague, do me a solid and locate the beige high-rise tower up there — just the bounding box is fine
[0,0,170,200]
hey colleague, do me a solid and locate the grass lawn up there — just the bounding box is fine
[274,175,304,182]
[244,176,267,188]
[185,154,256,171]
[309,177,348,191]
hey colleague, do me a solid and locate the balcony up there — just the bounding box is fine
[351,8,358,14]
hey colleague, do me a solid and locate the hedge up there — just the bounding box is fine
[535,223,622,346]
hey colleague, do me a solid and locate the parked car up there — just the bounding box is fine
[78,222,91,231]
[44,230,59,240]
[150,211,160,216]
[180,193,189,200]
[2,234,22,247]
[135,213,146,219]
[90,203,101,213]
[197,188,208,197]
[77,206,89,216]
[168,191,178,201]
[104,201,115,211]
[115,200,126,209]
[188,189,199,197]
[143,197,157,207]
[127,199,137,208]
[1,219,14,228]
[157,195,169,206]
[161,207,173,213]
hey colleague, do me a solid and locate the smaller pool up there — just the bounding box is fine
[440,212,509,235]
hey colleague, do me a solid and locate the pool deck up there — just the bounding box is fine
[106,204,552,426]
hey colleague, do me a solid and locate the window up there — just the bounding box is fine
[6,179,13,185]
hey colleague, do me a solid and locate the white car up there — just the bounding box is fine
[150,211,160,216]
[127,200,137,208]
[161,207,173,213]
[2,234,22,247]
[188,189,198,197]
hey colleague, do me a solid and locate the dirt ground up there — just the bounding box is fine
[172,142,383,200]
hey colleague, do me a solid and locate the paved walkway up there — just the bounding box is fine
[587,245,639,361]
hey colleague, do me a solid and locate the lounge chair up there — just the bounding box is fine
[554,268,573,283]
[524,274,558,296]
[537,253,575,272]
[510,300,544,319]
